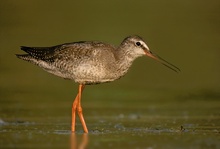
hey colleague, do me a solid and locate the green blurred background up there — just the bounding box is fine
[0,0,220,148]
[0,0,219,96]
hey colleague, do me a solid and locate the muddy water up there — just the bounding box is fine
[1,94,219,148]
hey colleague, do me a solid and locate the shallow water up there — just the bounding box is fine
[0,0,220,148]
[1,96,220,149]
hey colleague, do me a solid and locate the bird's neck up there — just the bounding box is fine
[114,47,137,79]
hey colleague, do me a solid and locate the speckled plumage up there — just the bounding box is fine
[16,36,149,85]
[16,35,180,133]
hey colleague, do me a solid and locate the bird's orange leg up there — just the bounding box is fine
[71,84,88,133]
[72,93,79,132]
[77,84,88,133]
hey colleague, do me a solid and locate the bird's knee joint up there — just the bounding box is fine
[72,105,77,111]
[77,107,83,114]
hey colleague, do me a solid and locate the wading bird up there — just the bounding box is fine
[16,35,180,133]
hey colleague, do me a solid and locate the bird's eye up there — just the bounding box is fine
[135,42,141,46]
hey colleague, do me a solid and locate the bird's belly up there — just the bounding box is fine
[42,62,117,85]
[73,64,115,84]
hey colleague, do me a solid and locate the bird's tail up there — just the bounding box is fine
[16,46,40,63]
[16,46,33,62]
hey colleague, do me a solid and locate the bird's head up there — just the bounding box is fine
[122,35,180,73]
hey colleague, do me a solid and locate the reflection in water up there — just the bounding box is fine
[70,133,88,149]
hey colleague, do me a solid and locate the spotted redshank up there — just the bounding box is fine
[16,35,180,133]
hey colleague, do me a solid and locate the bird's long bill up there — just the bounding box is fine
[145,51,180,73]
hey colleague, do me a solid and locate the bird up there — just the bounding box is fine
[16,35,180,133]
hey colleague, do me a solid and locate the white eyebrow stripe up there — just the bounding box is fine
[141,41,150,51]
